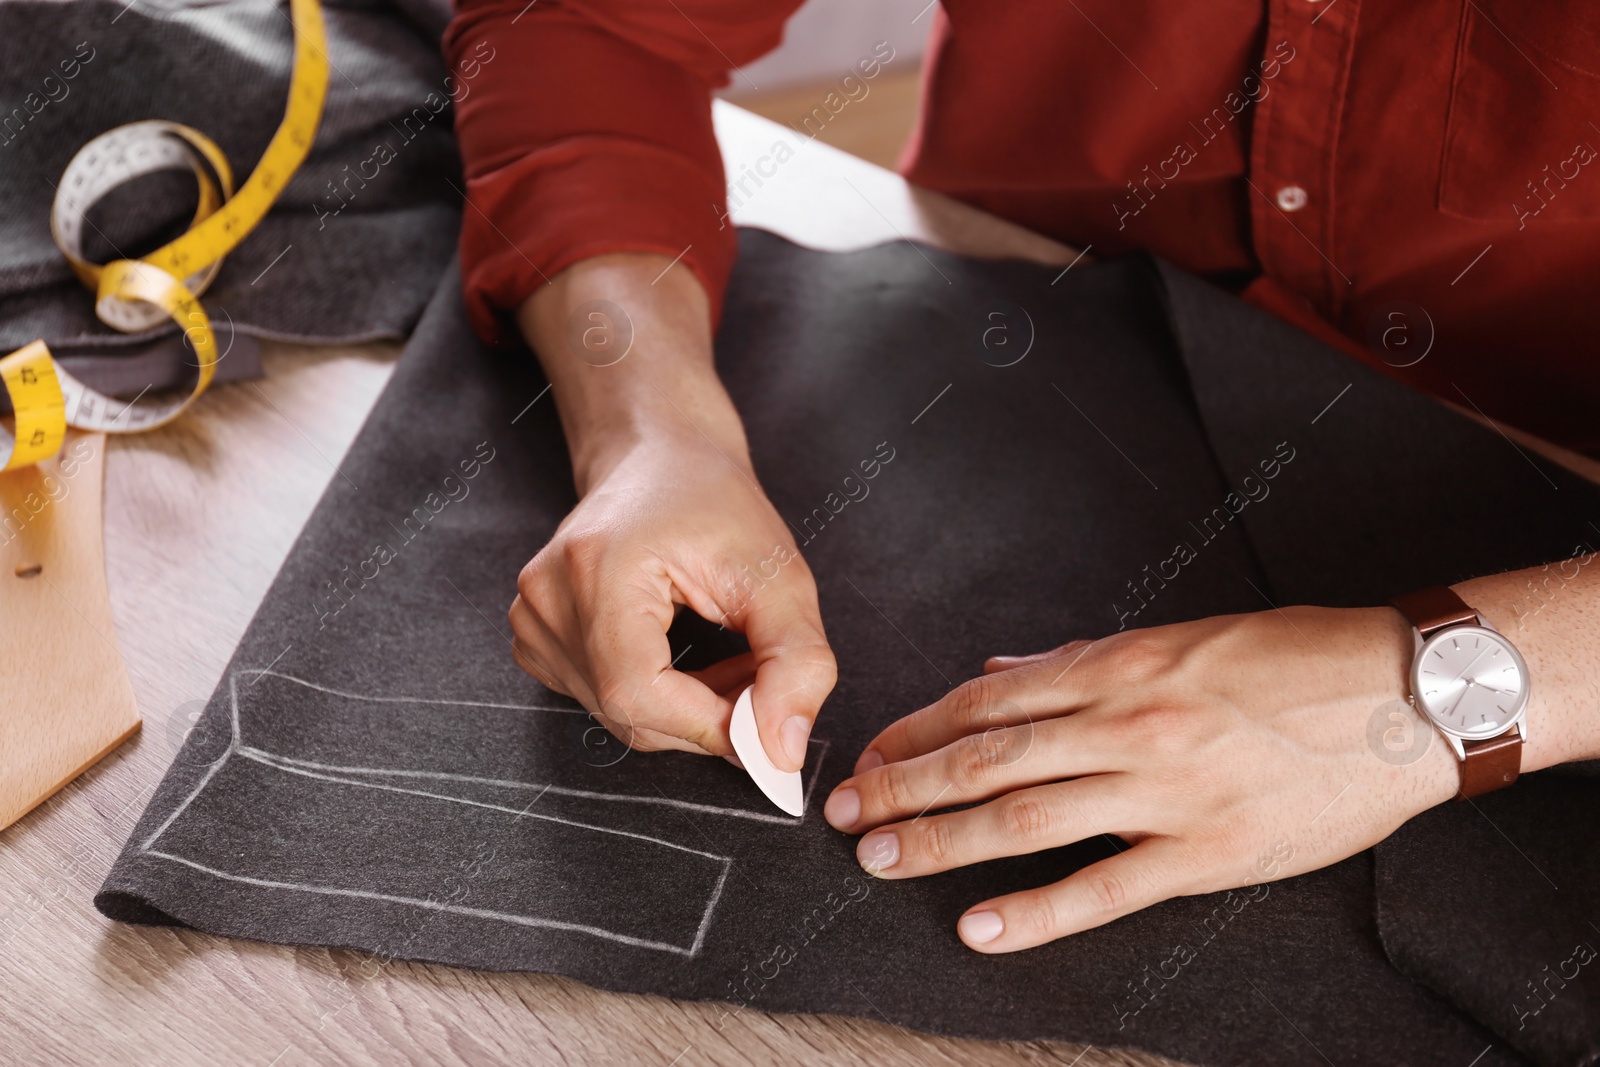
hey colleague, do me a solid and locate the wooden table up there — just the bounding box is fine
[0,103,1178,1067]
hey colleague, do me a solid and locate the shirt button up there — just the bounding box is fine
[1276,185,1309,211]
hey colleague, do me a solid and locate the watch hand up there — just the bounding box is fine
[1438,643,1496,718]
[1450,644,1492,685]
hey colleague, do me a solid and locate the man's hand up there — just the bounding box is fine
[510,252,836,768]
[509,430,835,763]
[823,606,1463,952]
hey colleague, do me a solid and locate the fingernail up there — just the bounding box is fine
[780,715,810,768]
[854,749,884,774]
[824,787,860,830]
[859,831,898,874]
[958,910,1004,945]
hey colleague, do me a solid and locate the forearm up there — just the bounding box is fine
[1450,551,1600,770]
[515,252,750,494]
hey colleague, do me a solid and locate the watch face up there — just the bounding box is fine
[1413,625,1529,739]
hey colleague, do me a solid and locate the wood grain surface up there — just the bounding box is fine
[0,104,1183,1067]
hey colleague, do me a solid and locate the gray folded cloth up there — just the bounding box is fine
[0,0,460,394]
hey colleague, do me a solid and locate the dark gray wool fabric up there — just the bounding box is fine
[0,0,459,392]
[99,232,1600,1067]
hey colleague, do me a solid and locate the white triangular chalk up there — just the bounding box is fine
[728,685,804,817]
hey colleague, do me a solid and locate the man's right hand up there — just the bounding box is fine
[508,252,836,771]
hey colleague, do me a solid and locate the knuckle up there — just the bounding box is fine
[952,733,998,786]
[1015,894,1061,940]
[1000,795,1054,842]
[916,819,957,868]
[1106,633,1168,683]
[873,763,917,814]
[1055,638,1094,659]
[516,560,539,598]
[816,650,840,691]
[1117,702,1203,753]
[517,555,559,606]
[946,675,1000,730]
[558,530,607,575]
[1083,868,1132,916]
[793,644,839,697]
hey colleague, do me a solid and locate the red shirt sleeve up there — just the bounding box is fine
[443,0,801,344]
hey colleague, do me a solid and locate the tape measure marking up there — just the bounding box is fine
[1,0,328,472]
[0,343,67,470]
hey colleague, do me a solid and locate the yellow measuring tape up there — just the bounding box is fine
[0,0,328,471]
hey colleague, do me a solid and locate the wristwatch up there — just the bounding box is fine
[1389,586,1528,799]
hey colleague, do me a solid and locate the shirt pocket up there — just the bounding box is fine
[1437,0,1600,226]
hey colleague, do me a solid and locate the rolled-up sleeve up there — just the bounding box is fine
[443,0,799,343]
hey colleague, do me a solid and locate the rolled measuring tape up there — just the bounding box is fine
[0,0,329,472]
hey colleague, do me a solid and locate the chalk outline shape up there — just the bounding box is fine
[139,667,827,956]
[141,670,730,955]
[217,669,831,825]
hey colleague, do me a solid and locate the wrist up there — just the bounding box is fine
[1449,575,1598,771]
[570,399,751,494]
[1390,578,1591,778]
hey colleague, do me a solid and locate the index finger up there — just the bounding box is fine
[857,653,1089,773]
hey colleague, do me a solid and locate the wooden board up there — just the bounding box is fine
[0,431,140,831]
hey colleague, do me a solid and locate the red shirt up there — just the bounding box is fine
[444,1,1600,454]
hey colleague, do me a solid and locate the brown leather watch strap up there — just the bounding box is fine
[1391,585,1524,800]
[1389,586,1479,635]
[1458,732,1524,799]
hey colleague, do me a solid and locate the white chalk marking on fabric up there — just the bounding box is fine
[142,849,717,956]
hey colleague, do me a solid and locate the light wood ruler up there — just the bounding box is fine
[0,431,140,830]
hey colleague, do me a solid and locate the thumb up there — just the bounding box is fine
[736,569,836,773]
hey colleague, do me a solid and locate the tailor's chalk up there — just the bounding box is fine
[728,685,804,817]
